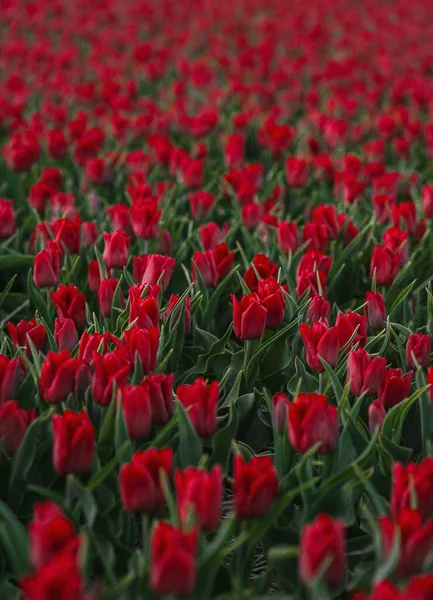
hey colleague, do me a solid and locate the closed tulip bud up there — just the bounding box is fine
[257,278,286,329]
[0,401,36,456]
[78,331,112,364]
[365,291,387,329]
[19,555,87,600]
[0,198,17,239]
[191,249,218,287]
[300,514,346,588]
[378,368,413,408]
[120,448,173,513]
[175,465,223,531]
[88,259,104,293]
[383,227,408,264]
[131,199,161,239]
[347,349,387,396]
[129,295,159,330]
[81,221,98,249]
[286,157,308,187]
[33,246,61,288]
[241,203,261,231]
[51,284,87,331]
[422,185,433,218]
[143,372,174,425]
[296,269,328,299]
[303,222,328,254]
[391,459,433,520]
[244,254,278,292]
[119,384,152,440]
[98,278,120,319]
[273,392,290,433]
[199,222,223,250]
[91,349,130,406]
[150,522,198,597]
[306,296,331,324]
[8,318,46,357]
[54,318,78,352]
[368,400,386,434]
[406,333,431,368]
[189,190,215,220]
[52,410,95,475]
[277,221,299,254]
[40,350,84,404]
[336,311,367,350]
[133,253,175,291]
[428,366,433,404]
[224,132,245,169]
[176,378,218,438]
[54,217,81,255]
[232,293,268,340]
[380,509,433,578]
[213,243,235,282]
[288,393,339,455]
[167,294,191,335]
[370,245,401,287]
[233,455,278,519]
[123,327,159,374]
[102,231,130,269]
[29,502,78,569]
[0,356,24,405]
[299,321,339,372]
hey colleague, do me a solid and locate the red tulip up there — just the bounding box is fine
[277,221,299,254]
[346,349,387,396]
[119,384,152,440]
[244,254,278,292]
[52,410,95,475]
[131,199,161,239]
[167,294,191,335]
[91,349,130,406]
[176,378,218,438]
[232,293,267,340]
[286,157,308,187]
[368,400,386,434]
[257,277,286,329]
[233,455,279,519]
[0,198,16,239]
[20,555,88,600]
[370,245,401,287]
[51,284,87,330]
[133,253,175,291]
[54,318,78,353]
[391,459,433,520]
[189,190,215,220]
[288,393,339,454]
[406,333,431,369]
[40,350,85,404]
[142,372,174,425]
[175,465,223,531]
[33,245,61,288]
[365,291,387,329]
[29,502,78,569]
[8,318,46,357]
[98,278,120,319]
[0,356,24,405]
[123,327,159,374]
[102,231,130,269]
[378,368,413,408]
[299,321,339,372]
[306,296,331,324]
[273,392,290,433]
[0,401,36,456]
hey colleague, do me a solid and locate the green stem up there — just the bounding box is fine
[243,339,252,374]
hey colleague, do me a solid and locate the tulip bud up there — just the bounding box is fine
[40,350,84,404]
[272,392,290,433]
[300,514,346,588]
[51,284,87,331]
[0,401,36,456]
[347,349,387,396]
[81,221,98,249]
[54,318,78,352]
[0,198,17,239]
[88,259,103,293]
[391,459,433,520]
[232,293,268,340]
[233,455,279,519]
[102,231,130,269]
[189,190,215,220]
[336,311,367,350]
[365,291,387,329]
[406,333,431,368]
[52,410,95,475]
[191,250,218,287]
[29,502,78,569]
[143,372,174,425]
[378,368,413,408]
[119,384,151,440]
[422,185,433,218]
[120,448,173,513]
[305,296,331,324]
[368,400,386,434]
[91,349,130,406]
[370,245,401,287]
[176,378,218,438]
[123,327,159,374]
[299,321,339,372]
[131,200,161,239]
[33,246,61,288]
[167,294,191,335]
[257,278,286,329]
[277,221,299,254]
[8,319,46,357]
[98,278,120,319]
[288,393,339,454]
[244,254,278,292]
[175,465,223,531]
[133,253,176,291]
[286,157,308,187]
[150,522,198,597]
[241,203,261,231]
[0,356,24,405]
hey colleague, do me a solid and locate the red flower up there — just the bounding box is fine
[0,401,36,456]
[288,393,339,454]
[102,231,130,269]
[233,455,279,520]
[277,221,299,254]
[335,311,367,350]
[370,245,401,287]
[300,321,339,372]
[300,514,346,588]
[29,502,78,569]
[142,372,174,425]
[346,349,387,396]
[406,333,431,369]
[20,555,90,600]
[176,378,218,438]
[98,278,122,319]
[244,254,278,292]
[51,284,87,330]
[167,294,191,335]
[257,277,286,329]
[306,296,331,324]
[123,327,159,374]
[120,448,173,513]
[273,392,290,433]
[46,129,67,159]
[189,190,215,220]
[81,222,98,249]
[286,157,308,187]
[52,410,95,475]
[8,318,46,357]
[368,400,386,434]
[133,254,175,291]
[40,350,86,404]
[312,204,341,240]
[0,198,16,239]
[241,203,261,231]
[150,522,198,597]
[175,465,223,531]
[378,368,413,408]
[119,384,152,440]
[54,217,81,255]
[232,292,268,340]
[131,199,162,239]
[91,349,130,406]
[54,318,78,353]
[365,291,387,329]
[422,185,433,219]
[303,222,329,254]
[224,133,245,169]
[199,222,223,250]
[191,249,218,287]
[391,459,433,520]
[213,243,235,281]
[0,356,24,405]
[380,509,433,578]
[33,245,62,288]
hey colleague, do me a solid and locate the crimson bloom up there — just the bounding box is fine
[233,455,279,520]
[176,378,218,438]
[52,410,95,475]
[288,393,339,455]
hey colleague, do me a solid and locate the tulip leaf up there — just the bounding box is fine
[114,399,132,461]
[380,436,413,462]
[416,368,433,452]
[0,253,34,271]
[27,270,53,328]
[320,358,344,403]
[97,399,117,461]
[177,402,202,467]
[69,475,97,528]
[209,406,238,472]
[203,265,240,321]
[0,500,29,574]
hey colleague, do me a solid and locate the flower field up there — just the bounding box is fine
[2,0,433,598]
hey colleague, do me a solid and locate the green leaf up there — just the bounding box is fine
[87,442,131,492]
[177,402,202,468]
[114,399,132,460]
[0,254,34,271]
[388,280,416,315]
[97,399,117,461]
[209,406,238,472]
[69,476,97,527]
[27,269,53,328]
[0,500,29,574]
[179,322,233,383]
[320,358,344,403]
